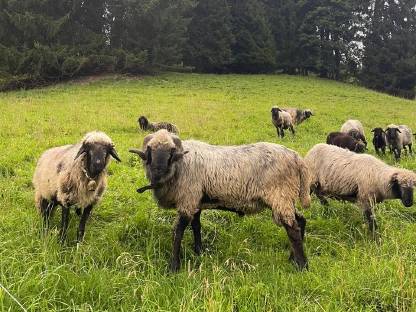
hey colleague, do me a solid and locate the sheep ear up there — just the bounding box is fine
[172,150,189,162]
[75,144,87,160]
[396,128,401,133]
[129,148,147,161]
[109,146,121,162]
[371,128,375,132]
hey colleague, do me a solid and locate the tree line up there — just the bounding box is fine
[0,0,415,98]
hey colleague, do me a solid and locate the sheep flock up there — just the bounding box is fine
[31,104,416,273]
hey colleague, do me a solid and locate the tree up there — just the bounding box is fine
[184,0,234,72]
[228,0,276,73]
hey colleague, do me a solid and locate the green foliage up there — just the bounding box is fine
[184,0,234,72]
[1,74,416,310]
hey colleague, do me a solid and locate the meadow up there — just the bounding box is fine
[1,73,416,311]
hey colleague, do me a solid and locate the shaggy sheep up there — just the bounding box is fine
[371,128,387,155]
[340,119,367,146]
[271,107,295,138]
[33,131,121,242]
[130,129,311,271]
[305,143,416,233]
[326,132,365,153]
[138,116,178,134]
[385,124,413,160]
[282,108,313,125]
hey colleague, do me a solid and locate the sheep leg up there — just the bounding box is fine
[171,214,190,272]
[381,146,386,155]
[77,205,93,242]
[289,125,295,136]
[282,219,308,270]
[40,198,54,230]
[59,206,70,243]
[276,127,280,138]
[408,144,412,155]
[191,210,202,255]
[295,213,306,240]
[280,127,285,138]
[363,208,378,235]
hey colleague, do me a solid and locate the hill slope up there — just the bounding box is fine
[1,73,416,311]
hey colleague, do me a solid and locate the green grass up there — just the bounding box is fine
[1,73,416,311]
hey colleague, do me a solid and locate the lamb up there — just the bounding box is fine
[282,108,313,125]
[271,107,295,138]
[33,131,121,242]
[385,124,413,160]
[305,143,416,234]
[326,132,365,153]
[371,128,387,155]
[129,129,311,271]
[138,116,178,134]
[340,119,367,146]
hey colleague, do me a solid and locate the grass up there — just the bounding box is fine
[1,73,416,311]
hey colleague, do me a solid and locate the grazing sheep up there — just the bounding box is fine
[282,108,313,125]
[138,116,178,134]
[130,130,311,271]
[271,107,295,138]
[371,128,387,155]
[340,119,367,146]
[33,131,121,242]
[305,143,416,233]
[385,124,413,160]
[326,132,365,153]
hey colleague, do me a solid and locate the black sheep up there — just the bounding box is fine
[326,132,366,153]
[371,128,387,155]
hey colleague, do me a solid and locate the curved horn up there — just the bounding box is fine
[109,146,121,162]
[129,148,147,161]
[75,145,87,160]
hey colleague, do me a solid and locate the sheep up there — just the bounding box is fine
[129,129,311,271]
[271,107,295,138]
[340,119,367,146]
[371,128,387,155]
[305,143,416,234]
[326,132,365,153]
[385,124,413,160]
[138,116,178,134]
[33,131,121,242]
[282,108,313,125]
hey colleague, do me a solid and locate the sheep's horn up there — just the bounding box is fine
[137,184,154,193]
[129,148,146,160]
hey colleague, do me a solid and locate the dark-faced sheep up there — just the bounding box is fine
[271,107,295,138]
[33,131,121,242]
[371,128,387,155]
[385,124,413,160]
[138,116,178,134]
[130,130,311,271]
[340,119,367,147]
[305,143,416,234]
[282,108,313,125]
[326,132,365,153]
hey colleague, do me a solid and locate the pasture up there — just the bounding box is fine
[1,73,416,311]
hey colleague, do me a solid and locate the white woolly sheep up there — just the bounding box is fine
[130,129,311,271]
[385,124,413,160]
[305,143,416,234]
[340,119,367,146]
[271,107,295,138]
[282,108,313,125]
[33,131,121,242]
[138,116,178,134]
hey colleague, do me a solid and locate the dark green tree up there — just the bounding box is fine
[184,0,234,72]
[228,0,276,73]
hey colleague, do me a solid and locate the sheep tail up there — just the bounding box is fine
[298,158,311,208]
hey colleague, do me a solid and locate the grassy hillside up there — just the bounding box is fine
[1,73,416,311]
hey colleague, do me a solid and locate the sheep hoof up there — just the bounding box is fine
[194,245,203,255]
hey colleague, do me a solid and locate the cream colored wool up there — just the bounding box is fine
[33,131,113,211]
[141,130,310,225]
[305,143,416,209]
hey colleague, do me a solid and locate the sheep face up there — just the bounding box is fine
[138,116,148,130]
[385,127,401,144]
[391,173,415,207]
[304,110,313,119]
[76,142,120,178]
[271,107,281,120]
[354,142,366,153]
[142,145,186,186]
